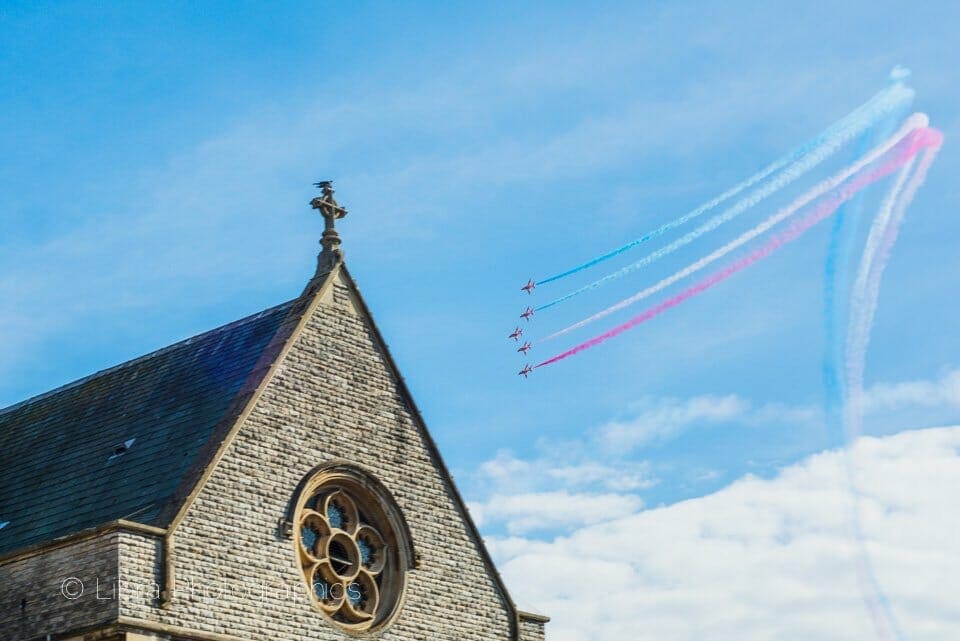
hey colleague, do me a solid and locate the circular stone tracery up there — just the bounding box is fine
[294,470,408,632]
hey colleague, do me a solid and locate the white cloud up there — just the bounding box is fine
[598,394,750,450]
[864,367,960,413]
[478,449,657,495]
[548,462,655,492]
[598,393,823,452]
[469,371,960,541]
[468,392,819,508]
[470,490,643,535]
[466,447,656,534]
[500,370,960,474]
[489,426,960,641]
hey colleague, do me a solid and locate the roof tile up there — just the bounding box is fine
[0,300,296,556]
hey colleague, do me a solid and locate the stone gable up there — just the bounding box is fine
[0,263,547,641]
[118,267,521,640]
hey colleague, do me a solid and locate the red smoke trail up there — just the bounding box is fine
[841,138,942,641]
[536,114,928,345]
[535,127,941,369]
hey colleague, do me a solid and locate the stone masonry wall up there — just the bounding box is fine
[119,271,518,640]
[0,533,119,641]
[117,531,163,618]
[519,617,547,641]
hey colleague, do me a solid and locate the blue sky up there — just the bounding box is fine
[2,3,959,637]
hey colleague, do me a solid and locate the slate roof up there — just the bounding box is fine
[0,299,298,556]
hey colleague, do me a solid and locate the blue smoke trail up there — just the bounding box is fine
[535,113,927,345]
[836,121,941,640]
[535,80,913,288]
[537,83,915,312]
[823,70,913,641]
[823,68,913,449]
[842,158,917,641]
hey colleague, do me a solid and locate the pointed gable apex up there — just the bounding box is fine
[0,297,301,557]
[160,259,526,638]
[0,255,341,560]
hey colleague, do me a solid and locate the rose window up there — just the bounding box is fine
[293,468,410,632]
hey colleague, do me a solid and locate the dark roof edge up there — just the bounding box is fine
[142,261,526,639]
[338,264,523,641]
[156,265,340,528]
[0,299,297,419]
[0,519,165,566]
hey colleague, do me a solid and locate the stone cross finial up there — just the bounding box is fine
[310,180,348,270]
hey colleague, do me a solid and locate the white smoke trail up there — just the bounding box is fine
[538,113,929,344]
[535,75,914,288]
[842,136,942,641]
[537,84,916,311]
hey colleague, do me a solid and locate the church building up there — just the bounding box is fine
[0,185,548,641]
